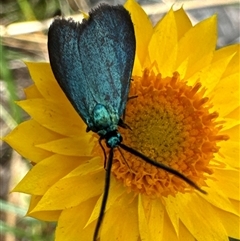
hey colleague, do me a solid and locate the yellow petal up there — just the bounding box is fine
[178,221,195,241]
[149,9,178,77]
[230,199,240,216]
[139,195,164,240]
[176,16,217,79]
[217,207,240,239]
[165,197,180,236]
[27,195,61,221]
[214,44,239,78]
[86,178,126,226]
[36,136,94,156]
[13,154,87,195]
[29,210,61,221]
[218,144,239,168]
[24,84,42,99]
[25,62,66,102]
[28,195,41,212]
[219,124,239,168]
[162,210,179,239]
[186,54,214,85]
[213,168,239,200]
[3,120,59,162]
[138,195,150,240]
[146,198,164,240]
[225,106,240,120]
[150,7,192,78]
[55,198,97,241]
[171,193,228,241]
[100,193,138,241]
[221,123,240,142]
[174,7,192,40]
[125,0,154,72]
[210,73,239,117]
[202,179,239,215]
[63,156,102,177]
[132,55,143,76]
[31,164,103,211]
[201,53,236,96]
[17,99,85,137]
[213,44,239,63]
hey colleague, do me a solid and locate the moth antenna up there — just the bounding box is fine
[119,143,207,194]
[93,148,114,241]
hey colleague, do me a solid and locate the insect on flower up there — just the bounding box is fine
[47,4,206,241]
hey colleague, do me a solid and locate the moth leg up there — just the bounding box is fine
[99,138,107,169]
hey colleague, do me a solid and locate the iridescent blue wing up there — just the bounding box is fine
[48,5,135,130]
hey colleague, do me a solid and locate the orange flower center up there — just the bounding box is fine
[94,69,229,198]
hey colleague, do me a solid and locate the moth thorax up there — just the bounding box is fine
[92,103,117,136]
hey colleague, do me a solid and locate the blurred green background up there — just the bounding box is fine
[0,0,239,240]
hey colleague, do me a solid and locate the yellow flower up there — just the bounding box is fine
[4,0,240,240]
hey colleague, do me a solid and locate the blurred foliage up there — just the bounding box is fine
[1,1,67,241]
[1,0,63,24]
[1,200,56,241]
[1,44,22,124]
